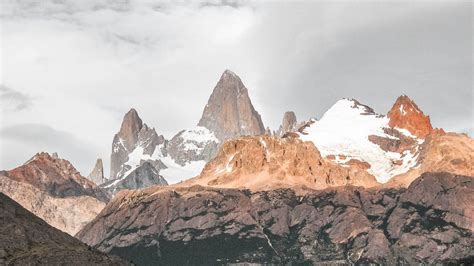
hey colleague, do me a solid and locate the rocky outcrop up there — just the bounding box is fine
[102,162,168,195]
[277,111,298,136]
[0,193,130,265]
[76,172,474,265]
[197,70,265,141]
[184,135,379,191]
[387,132,474,187]
[110,109,166,180]
[0,152,107,235]
[387,95,433,138]
[88,158,105,185]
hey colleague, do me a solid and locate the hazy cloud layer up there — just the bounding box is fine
[0,85,32,112]
[0,0,471,176]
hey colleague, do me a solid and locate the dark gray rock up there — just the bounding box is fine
[77,172,474,265]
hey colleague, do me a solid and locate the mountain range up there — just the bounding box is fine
[0,70,472,265]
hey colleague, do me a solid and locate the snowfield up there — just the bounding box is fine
[300,98,421,183]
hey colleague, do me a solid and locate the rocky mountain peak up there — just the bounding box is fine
[4,152,108,201]
[387,95,433,138]
[110,108,166,180]
[118,108,143,151]
[197,70,265,141]
[278,111,298,136]
[88,158,105,185]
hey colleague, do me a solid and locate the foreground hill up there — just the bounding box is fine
[0,192,130,265]
[0,152,108,235]
[77,172,473,265]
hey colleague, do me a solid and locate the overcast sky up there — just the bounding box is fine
[0,0,472,176]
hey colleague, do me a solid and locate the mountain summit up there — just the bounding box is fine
[198,70,265,141]
[110,108,165,180]
[387,95,433,138]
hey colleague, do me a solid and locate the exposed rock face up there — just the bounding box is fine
[102,162,168,195]
[88,158,104,185]
[0,193,130,265]
[197,70,265,141]
[277,111,298,136]
[387,132,474,187]
[76,172,473,265]
[184,135,379,190]
[0,152,107,235]
[387,95,433,138]
[110,109,166,180]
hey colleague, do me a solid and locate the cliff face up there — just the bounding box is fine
[198,70,265,141]
[76,172,473,265]
[387,95,433,138]
[88,158,105,185]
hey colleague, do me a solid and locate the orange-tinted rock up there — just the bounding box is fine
[387,95,433,138]
[386,133,474,187]
[345,159,371,170]
[0,152,108,235]
[184,135,379,191]
[5,152,106,200]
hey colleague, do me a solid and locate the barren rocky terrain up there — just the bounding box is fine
[77,172,473,265]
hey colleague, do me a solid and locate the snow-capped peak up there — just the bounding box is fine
[300,98,422,183]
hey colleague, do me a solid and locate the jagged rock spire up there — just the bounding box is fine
[387,95,433,138]
[197,70,265,141]
[87,158,104,185]
[278,111,298,136]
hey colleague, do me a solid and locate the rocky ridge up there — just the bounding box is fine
[184,134,379,191]
[0,152,107,235]
[110,109,166,180]
[76,172,474,265]
[0,192,130,265]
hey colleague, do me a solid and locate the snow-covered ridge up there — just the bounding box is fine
[179,126,219,152]
[299,98,423,183]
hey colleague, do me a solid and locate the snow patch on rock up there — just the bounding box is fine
[300,98,422,183]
